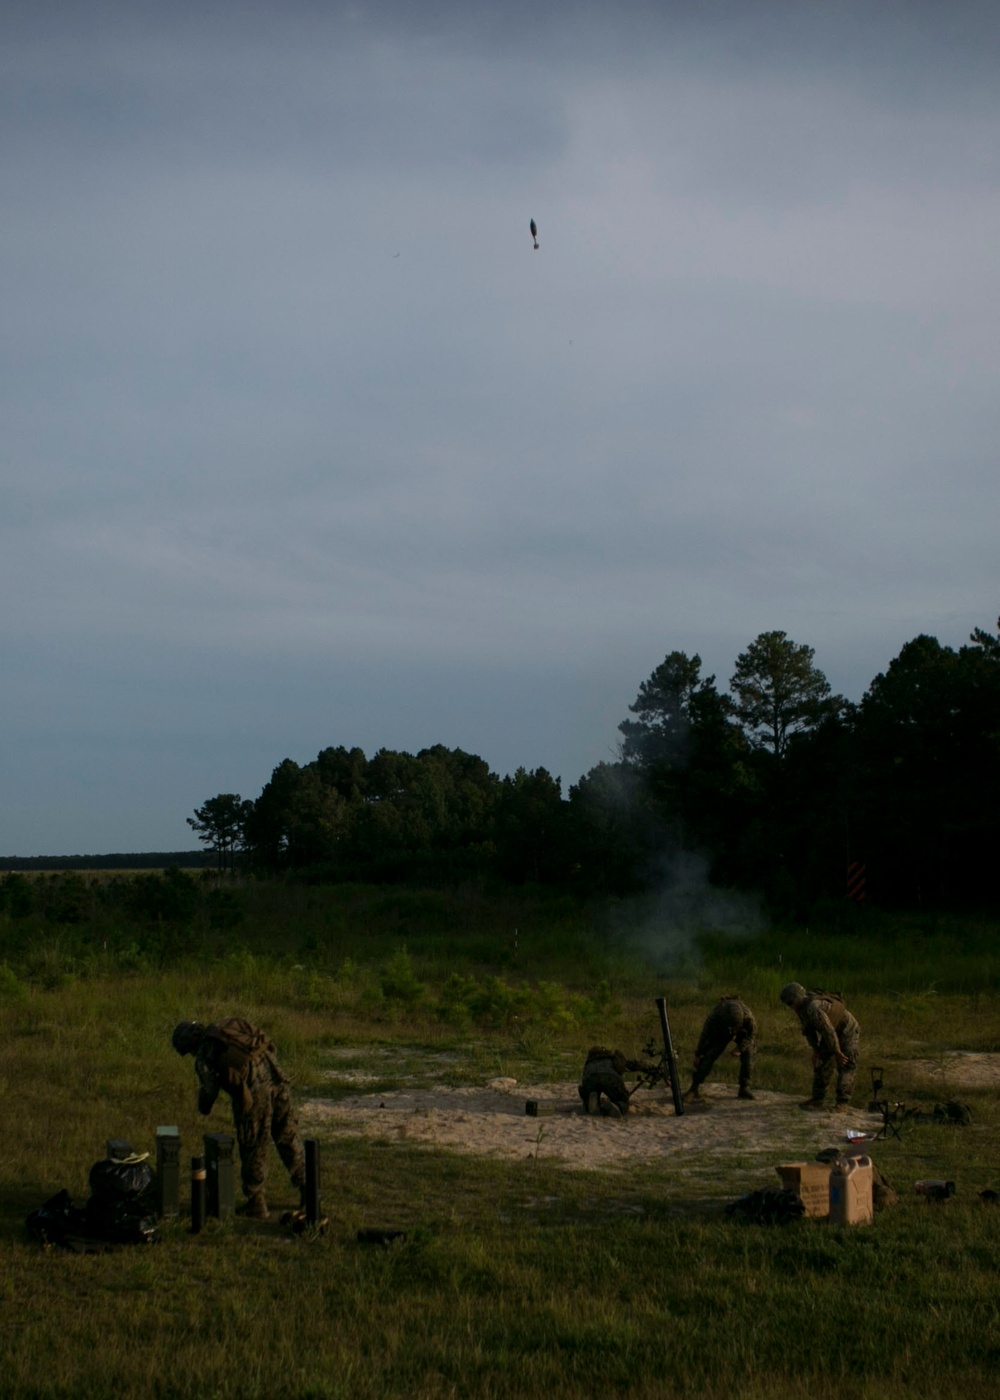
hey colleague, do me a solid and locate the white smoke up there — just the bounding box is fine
[608,848,763,975]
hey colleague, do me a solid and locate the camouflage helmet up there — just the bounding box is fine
[779,982,807,1007]
[171,1020,204,1055]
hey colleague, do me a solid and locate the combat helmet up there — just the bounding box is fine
[171,1020,204,1055]
[779,982,807,1007]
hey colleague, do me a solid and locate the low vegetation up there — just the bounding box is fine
[1,881,999,1398]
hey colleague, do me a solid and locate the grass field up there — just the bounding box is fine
[1,885,999,1398]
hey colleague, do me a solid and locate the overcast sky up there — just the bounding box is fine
[3,0,999,855]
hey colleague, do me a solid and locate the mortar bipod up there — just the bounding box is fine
[868,1067,904,1141]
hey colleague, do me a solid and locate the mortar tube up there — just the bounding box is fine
[655,996,685,1117]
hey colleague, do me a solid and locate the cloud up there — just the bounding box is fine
[2,0,999,850]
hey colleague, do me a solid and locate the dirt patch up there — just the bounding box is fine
[909,1052,1000,1090]
[300,1078,883,1181]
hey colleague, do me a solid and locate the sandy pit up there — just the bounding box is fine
[300,1076,885,1180]
[908,1052,1000,1090]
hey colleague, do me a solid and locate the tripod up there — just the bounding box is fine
[867,1066,905,1141]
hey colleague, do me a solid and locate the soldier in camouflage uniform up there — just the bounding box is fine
[172,1017,306,1219]
[779,983,860,1112]
[684,996,757,1102]
[578,1046,637,1117]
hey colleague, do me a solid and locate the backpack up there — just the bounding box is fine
[808,989,847,1025]
[725,1189,805,1225]
[85,1156,158,1243]
[26,1162,159,1250]
[934,1099,973,1127]
[203,1018,274,1112]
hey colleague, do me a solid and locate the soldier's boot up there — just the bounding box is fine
[602,1100,623,1119]
[238,1193,269,1220]
[737,1086,755,1101]
[683,1084,701,1102]
[586,1091,600,1115]
[799,1099,826,1112]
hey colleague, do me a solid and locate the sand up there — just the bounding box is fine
[908,1051,1000,1090]
[299,1051,1000,1176]
[300,1075,886,1175]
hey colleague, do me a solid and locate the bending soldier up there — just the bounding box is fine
[684,996,757,1102]
[172,1017,306,1219]
[578,1046,638,1118]
[779,983,860,1112]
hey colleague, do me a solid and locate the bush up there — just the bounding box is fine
[380,947,426,1007]
[435,972,608,1033]
[206,888,245,931]
[0,874,34,919]
[125,869,200,925]
[0,961,25,1000]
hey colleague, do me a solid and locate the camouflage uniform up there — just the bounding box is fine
[689,997,757,1096]
[578,1046,632,1115]
[790,990,860,1106]
[177,1018,306,1213]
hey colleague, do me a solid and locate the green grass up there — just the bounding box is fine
[4,1136,1000,1399]
[2,891,1000,1397]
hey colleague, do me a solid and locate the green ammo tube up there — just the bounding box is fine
[156,1127,180,1219]
[203,1132,236,1220]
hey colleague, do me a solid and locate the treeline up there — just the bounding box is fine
[0,852,211,872]
[188,617,1000,916]
[0,866,244,942]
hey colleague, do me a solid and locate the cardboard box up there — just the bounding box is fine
[776,1162,831,1218]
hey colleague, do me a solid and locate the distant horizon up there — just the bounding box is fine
[0,849,209,865]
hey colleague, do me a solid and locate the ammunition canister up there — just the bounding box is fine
[156,1126,180,1219]
[915,1179,956,1200]
[203,1132,236,1220]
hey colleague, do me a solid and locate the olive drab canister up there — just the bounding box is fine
[204,1133,235,1220]
[156,1127,180,1219]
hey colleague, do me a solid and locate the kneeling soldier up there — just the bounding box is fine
[578,1046,638,1118]
[684,996,757,1102]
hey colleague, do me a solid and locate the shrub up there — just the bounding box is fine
[380,947,426,1007]
[206,888,245,931]
[0,961,25,1000]
[0,874,34,919]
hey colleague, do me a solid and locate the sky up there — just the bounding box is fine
[3,0,999,855]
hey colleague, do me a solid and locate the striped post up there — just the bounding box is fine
[847,862,866,905]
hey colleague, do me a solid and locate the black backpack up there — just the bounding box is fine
[84,1156,158,1243]
[26,1157,159,1250]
